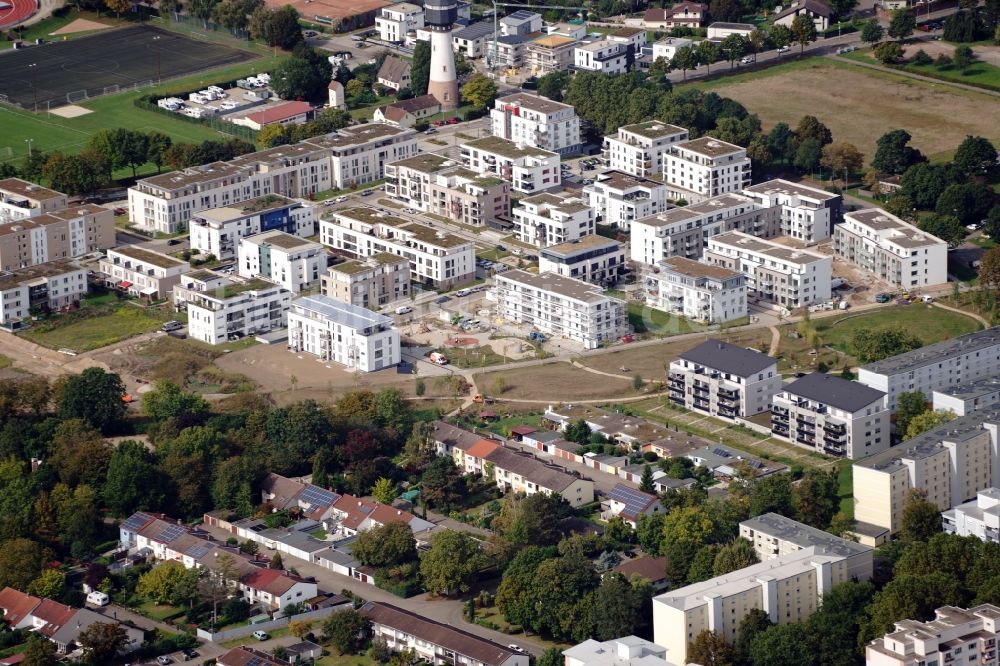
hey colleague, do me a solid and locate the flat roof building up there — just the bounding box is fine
[582,170,670,232]
[490,92,582,156]
[238,230,325,293]
[645,256,747,324]
[742,179,842,243]
[0,260,87,327]
[0,204,115,271]
[461,136,561,194]
[934,377,1000,416]
[865,605,1000,666]
[321,254,410,310]
[189,194,316,261]
[663,137,751,203]
[511,191,595,248]
[174,272,291,345]
[943,487,1000,544]
[602,121,689,179]
[287,294,400,372]
[538,235,626,286]
[0,178,67,223]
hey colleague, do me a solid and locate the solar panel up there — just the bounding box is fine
[299,485,337,507]
[608,484,655,516]
[244,655,268,666]
[159,524,185,543]
[713,447,732,458]
[750,460,765,470]
[122,512,151,531]
[186,543,211,559]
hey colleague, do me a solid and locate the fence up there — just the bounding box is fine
[195,604,350,642]
[134,94,259,142]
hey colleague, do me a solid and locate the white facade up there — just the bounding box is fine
[743,179,841,243]
[645,256,747,324]
[99,244,190,300]
[500,9,542,36]
[573,40,629,74]
[630,194,777,265]
[668,339,780,418]
[494,269,629,349]
[385,153,511,226]
[834,208,948,289]
[663,136,751,203]
[943,488,1000,543]
[0,261,87,326]
[461,137,560,194]
[189,195,316,261]
[376,3,424,42]
[175,272,291,345]
[0,204,115,271]
[287,294,399,372]
[602,121,689,179]
[322,255,410,309]
[866,605,1000,666]
[771,372,890,459]
[933,378,1000,416]
[128,125,417,234]
[583,171,670,232]
[538,235,626,286]
[320,207,475,288]
[564,637,680,666]
[704,231,832,308]
[490,93,581,155]
[651,37,693,63]
[512,192,594,247]
[857,328,1000,411]
[0,178,67,223]
[238,231,325,293]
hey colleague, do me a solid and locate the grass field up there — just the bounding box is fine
[696,58,1000,163]
[808,304,982,351]
[21,304,169,351]
[476,360,643,401]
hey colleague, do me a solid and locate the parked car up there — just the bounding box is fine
[162,321,183,332]
[508,645,526,654]
[360,189,374,196]
[181,648,199,661]
[776,45,790,52]
[875,293,892,303]
[113,207,126,215]
[334,196,348,203]
[253,630,270,641]
[455,288,471,297]
[740,56,754,64]
[435,295,451,304]
[156,657,173,665]
[395,306,413,315]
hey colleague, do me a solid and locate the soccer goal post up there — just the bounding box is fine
[66,89,89,104]
[103,84,120,96]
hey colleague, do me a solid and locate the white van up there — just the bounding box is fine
[86,591,110,607]
[395,306,413,315]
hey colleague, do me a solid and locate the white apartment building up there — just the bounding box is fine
[320,207,475,288]
[740,513,874,582]
[321,254,410,309]
[933,378,1000,416]
[668,339,781,418]
[663,137,751,203]
[573,39,629,74]
[645,256,747,324]
[607,26,647,53]
[538,235,625,286]
[189,195,316,261]
[238,231,325,293]
[565,637,680,666]
[852,407,1000,539]
[493,269,629,349]
[0,178,67,223]
[582,171,670,232]
[99,244,190,300]
[651,36,693,63]
[500,9,542,36]
[654,546,852,664]
[603,121,689,179]
[461,137,560,194]
[630,194,778,265]
[375,2,424,42]
[385,153,510,226]
[0,204,115,271]
[771,372,890,459]
[866,605,1000,666]
[704,232,832,309]
[174,271,291,345]
[834,208,948,289]
[857,327,1000,411]
[512,192,595,247]
[0,260,87,327]
[943,487,1000,543]
[129,125,418,234]
[743,179,841,243]
[287,294,400,372]
[490,93,582,155]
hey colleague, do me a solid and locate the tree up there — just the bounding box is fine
[820,141,864,184]
[710,0,741,21]
[587,573,645,641]
[78,622,130,664]
[793,138,823,174]
[420,456,464,510]
[792,469,839,528]
[104,439,165,517]
[720,33,749,68]
[27,569,65,600]
[713,539,758,576]
[420,529,483,596]
[981,246,1000,289]
[323,608,368,654]
[105,0,131,17]
[21,634,58,666]
[564,419,592,444]
[733,609,772,666]
[461,73,498,111]
[748,473,794,517]
[352,520,416,568]
[536,70,570,101]
[57,368,126,433]
[639,464,656,493]
[137,561,199,605]
[872,129,924,175]
[767,122,795,163]
[688,630,734,666]
[0,538,48,590]
[89,128,148,178]
[919,213,967,247]
[410,41,431,96]
[850,326,922,364]
[874,40,904,64]
[371,477,396,505]
[57,485,102,557]
[953,44,976,71]
[146,131,172,173]
[270,552,283,570]
[794,115,833,148]
[954,136,998,176]
[289,619,313,638]
[901,489,943,542]
[791,14,817,52]
[888,8,916,40]
[861,17,885,44]
[268,4,303,48]
[895,391,929,438]
[41,150,110,196]
[905,409,956,440]
[537,648,563,666]
[258,124,292,148]
[696,40,720,73]
[936,183,995,227]
[271,50,330,101]
[771,24,793,54]
[671,45,698,80]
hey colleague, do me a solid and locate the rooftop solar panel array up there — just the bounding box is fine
[608,484,655,516]
[158,524,185,543]
[300,485,338,508]
[122,512,152,532]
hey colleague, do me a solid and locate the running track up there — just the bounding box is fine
[0,0,37,29]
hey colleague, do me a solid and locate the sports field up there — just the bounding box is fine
[697,58,1000,162]
[0,24,254,108]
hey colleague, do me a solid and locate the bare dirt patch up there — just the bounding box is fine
[50,104,92,118]
[710,61,1000,161]
[50,18,113,34]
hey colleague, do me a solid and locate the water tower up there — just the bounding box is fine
[424,0,459,110]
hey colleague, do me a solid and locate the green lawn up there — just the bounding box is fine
[136,601,185,622]
[811,304,982,352]
[436,345,509,369]
[315,651,376,666]
[21,304,170,351]
[837,462,853,519]
[621,299,707,336]
[903,60,1000,91]
[0,354,12,369]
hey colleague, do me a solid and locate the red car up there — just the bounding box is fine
[447,118,459,125]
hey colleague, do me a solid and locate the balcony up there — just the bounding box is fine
[823,422,846,435]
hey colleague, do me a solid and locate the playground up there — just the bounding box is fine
[0,24,253,109]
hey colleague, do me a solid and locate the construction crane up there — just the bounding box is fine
[486,0,590,69]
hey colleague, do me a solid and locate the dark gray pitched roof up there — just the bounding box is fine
[783,372,885,413]
[454,21,497,39]
[678,339,775,376]
[378,56,411,85]
[774,0,833,20]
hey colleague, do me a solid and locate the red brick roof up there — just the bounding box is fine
[0,587,41,625]
[31,599,77,637]
[245,101,313,126]
[219,646,292,666]
[467,439,500,459]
